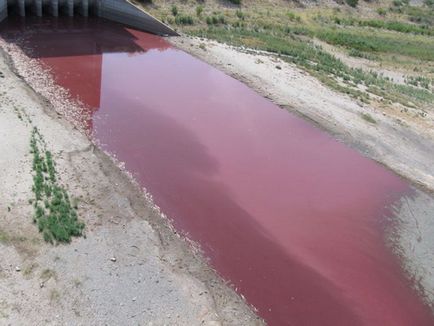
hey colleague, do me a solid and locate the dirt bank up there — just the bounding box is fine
[0,47,261,324]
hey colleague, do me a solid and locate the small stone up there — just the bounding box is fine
[40,282,44,288]
[15,266,21,272]
[132,297,136,302]
[110,257,116,262]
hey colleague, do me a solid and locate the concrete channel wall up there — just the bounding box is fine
[0,0,7,22]
[99,0,177,36]
[0,0,178,36]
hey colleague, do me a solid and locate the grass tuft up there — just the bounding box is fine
[361,112,377,124]
[30,128,84,244]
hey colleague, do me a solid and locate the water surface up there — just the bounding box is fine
[2,17,433,325]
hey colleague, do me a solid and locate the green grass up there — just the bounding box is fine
[404,75,433,89]
[402,6,434,26]
[144,1,434,110]
[206,14,226,26]
[175,14,194,25]
[192,26,434,107]
[30,128,84,244]
[331,16,434,35]
[314,28,434,61]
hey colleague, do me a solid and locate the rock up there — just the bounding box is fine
[15,266,21,272]
[110,257,116,262]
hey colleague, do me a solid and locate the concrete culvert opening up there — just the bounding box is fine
[1,0,178,35]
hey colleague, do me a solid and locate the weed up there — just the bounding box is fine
[206,15,226,25]
[73,278,82,287]
[377,8,387,16]
[287,11,301,22]
[175,15,194,25]
[23,262,38,277]
[40,268,57,281]
[315,28,434,61]
[236,10,245,20]
[403,6,434,26]
[348,49,375,60]
[0,229,9,243]
[29,128,84,244]
[196,5,203,17]
[405,75,433,89]
[49,289,60,302]
[331,16,434,35]
[361,112,377,124]
[345,0,358,8]
[171,5,178,17]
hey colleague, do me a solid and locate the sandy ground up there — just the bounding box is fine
[169,36,434,308]
[0,47,262,324]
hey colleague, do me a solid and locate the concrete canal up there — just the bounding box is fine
[1,17,433,326]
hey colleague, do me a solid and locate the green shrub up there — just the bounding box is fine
[30,128,84,244]
[171,5,178,16]
[345,0,358,7]
[196,5,203,17]
[236,10,245,20]
[287,11,301,22]
[175,15,194,25]
[377,8,387,16]
[315,28,434,61]
[206,15,226,25]
[227,0,241,4]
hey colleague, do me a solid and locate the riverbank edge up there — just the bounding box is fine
[0,40,263,324]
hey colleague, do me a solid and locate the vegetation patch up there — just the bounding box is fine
[30,127,84,244]
[405,75,433,90]
[143,1,434,111]
[193,27,434,108]
[332,16,434,35]
[206,14,226,25]
[345,0,358,8]
[314,28,434,61]
[360,112,377,124]
[175,14,194,25]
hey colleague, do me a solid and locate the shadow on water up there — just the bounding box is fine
[0,16,166,58]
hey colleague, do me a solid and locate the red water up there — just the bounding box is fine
[3,18,433,325]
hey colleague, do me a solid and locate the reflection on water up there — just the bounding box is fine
[2,17,433,326]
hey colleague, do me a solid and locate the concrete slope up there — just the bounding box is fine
[0,0,178,36]
[99,0,178,36]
